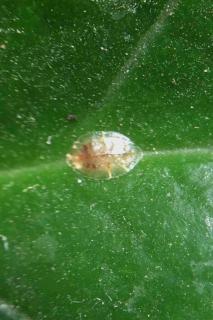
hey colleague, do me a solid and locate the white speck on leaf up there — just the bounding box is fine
[22,184,40,192]
[205,216,213,232]
[46,136,52,145]
[0,234,9,251]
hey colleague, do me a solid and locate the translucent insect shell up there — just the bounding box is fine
[66,131,143,180]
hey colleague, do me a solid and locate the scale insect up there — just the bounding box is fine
[66,131,142,180]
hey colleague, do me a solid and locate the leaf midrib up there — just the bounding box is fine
[0,147,212,178]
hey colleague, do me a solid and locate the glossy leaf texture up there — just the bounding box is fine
[0,0,212,319]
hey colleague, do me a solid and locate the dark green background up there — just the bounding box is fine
[0,0,212,319]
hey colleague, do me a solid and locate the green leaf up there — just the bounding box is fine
[0,0,212,319]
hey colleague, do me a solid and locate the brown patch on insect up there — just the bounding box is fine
[66,131,142,180]
[67,142,114,178]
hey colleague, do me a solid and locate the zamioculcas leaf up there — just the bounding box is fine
[0,0,212,319]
